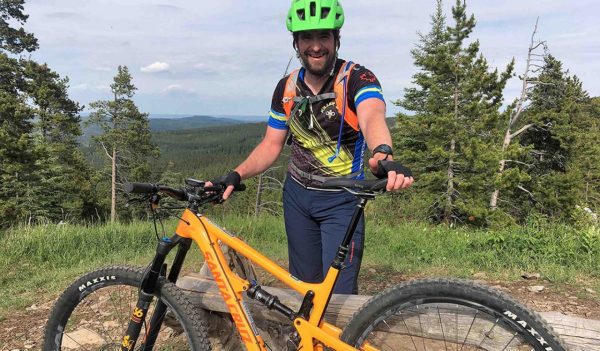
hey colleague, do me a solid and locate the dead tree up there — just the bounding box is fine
[254,166,284,218]
[490,18,547,210]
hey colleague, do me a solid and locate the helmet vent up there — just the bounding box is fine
[321,7,330,19]
[310,1,316,17]
[296,9,305,20]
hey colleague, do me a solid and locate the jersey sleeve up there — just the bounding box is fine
[268,77,289,130]
[347,64,385,112]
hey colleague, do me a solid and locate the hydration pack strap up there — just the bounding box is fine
[288,162,362,184]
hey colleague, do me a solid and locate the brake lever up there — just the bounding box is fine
[125,194,150,207]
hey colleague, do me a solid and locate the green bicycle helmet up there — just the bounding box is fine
[286,0,345,32]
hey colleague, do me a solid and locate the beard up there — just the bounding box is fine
[299,50,337,77]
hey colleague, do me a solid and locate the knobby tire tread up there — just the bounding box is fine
[43,265,212,351]
[341,278,568,351]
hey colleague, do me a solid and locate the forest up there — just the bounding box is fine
[1,0,599,230]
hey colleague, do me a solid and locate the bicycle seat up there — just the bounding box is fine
[321,178,388,192]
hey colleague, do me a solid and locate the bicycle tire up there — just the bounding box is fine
[43,265,212,351]
[341,278,567,351]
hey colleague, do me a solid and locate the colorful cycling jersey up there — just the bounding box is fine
[268,59,384,187]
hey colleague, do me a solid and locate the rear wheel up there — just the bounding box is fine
[341,278,567,351]
[43,265,211,350]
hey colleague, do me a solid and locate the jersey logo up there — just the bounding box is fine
[360,71,377,82]
[325,109,337,119]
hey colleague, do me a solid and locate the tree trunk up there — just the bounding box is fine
[445,69,460,224]
[445,139,455,224]
[111,147,116,223]
[490,129,512,209]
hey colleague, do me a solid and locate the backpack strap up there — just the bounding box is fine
[282,69,300,118]
[334,61,359,131]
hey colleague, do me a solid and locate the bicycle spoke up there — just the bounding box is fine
[477,317,499,349]
[500,332,519,351]
[460,309,478,351]
[454,306,458,351]
[417,306,426,351]
[61,331,92,351]
[436,306,449,351]
[399,310,421,350]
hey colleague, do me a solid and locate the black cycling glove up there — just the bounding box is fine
[211,171,242,189]
[372,160,413,179]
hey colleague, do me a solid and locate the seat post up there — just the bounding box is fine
[332,197,368,268]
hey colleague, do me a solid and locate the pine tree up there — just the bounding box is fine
[23,60,98,221]
[520,55,591,219]
[87,66,159,222]
[0,1,40,225]
[0,55,41,225]
[578,97,600,211]
[0,0,38,54]
[395,0,513,225]
[1,1,96,225]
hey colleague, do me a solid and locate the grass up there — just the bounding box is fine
[1,213,599,318]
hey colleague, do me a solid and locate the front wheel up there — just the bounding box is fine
[341,278,567,351]
[43,265,211,350]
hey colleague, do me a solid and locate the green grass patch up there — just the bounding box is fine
[1,214,598,317]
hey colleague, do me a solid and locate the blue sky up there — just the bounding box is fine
[23,0,600,118]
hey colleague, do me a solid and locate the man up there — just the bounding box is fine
[213,0,413,294]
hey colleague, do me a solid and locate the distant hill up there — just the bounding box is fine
[80,114,260,143]
[149,115,243,132]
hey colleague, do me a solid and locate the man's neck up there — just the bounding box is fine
[303,71,330,95]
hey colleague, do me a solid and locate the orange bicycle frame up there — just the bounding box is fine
[175,208,377,351]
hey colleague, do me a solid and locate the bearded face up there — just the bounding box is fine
[295,30,338,77]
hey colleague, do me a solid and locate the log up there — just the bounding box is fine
[177,274,600,351]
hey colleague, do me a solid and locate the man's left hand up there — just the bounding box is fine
[368,158,414,192]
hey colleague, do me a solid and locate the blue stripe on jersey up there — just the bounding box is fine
[355,85,384,107]
[268,109,288,130]
[352,131,366,179]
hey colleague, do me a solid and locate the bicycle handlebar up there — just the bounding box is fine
[124,175,388,208]
[124,182,187,201]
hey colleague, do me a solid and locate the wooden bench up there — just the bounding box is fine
[178,273,600,351]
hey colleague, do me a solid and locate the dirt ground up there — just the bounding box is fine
[1,267,599,351]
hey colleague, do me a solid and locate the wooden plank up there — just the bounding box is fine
[538,311,600,351]
[177,274,600,350]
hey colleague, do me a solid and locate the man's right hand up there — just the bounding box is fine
[209,171,242,200]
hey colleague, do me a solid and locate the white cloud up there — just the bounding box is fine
[23,0,600,115]
[163,84,195,95]
[141,62,170,73]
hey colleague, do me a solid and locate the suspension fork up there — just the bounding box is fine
[120,235,192,351]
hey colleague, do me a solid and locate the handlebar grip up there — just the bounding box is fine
[123,182,157,194]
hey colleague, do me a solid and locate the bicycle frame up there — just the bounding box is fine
[176,208,373,351]
[122,194,378,351]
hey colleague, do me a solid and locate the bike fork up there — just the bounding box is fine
[119,235,191,351]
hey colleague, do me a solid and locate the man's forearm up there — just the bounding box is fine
[235,138,284,180]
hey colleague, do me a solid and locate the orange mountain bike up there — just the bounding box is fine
[43,177,567,351]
